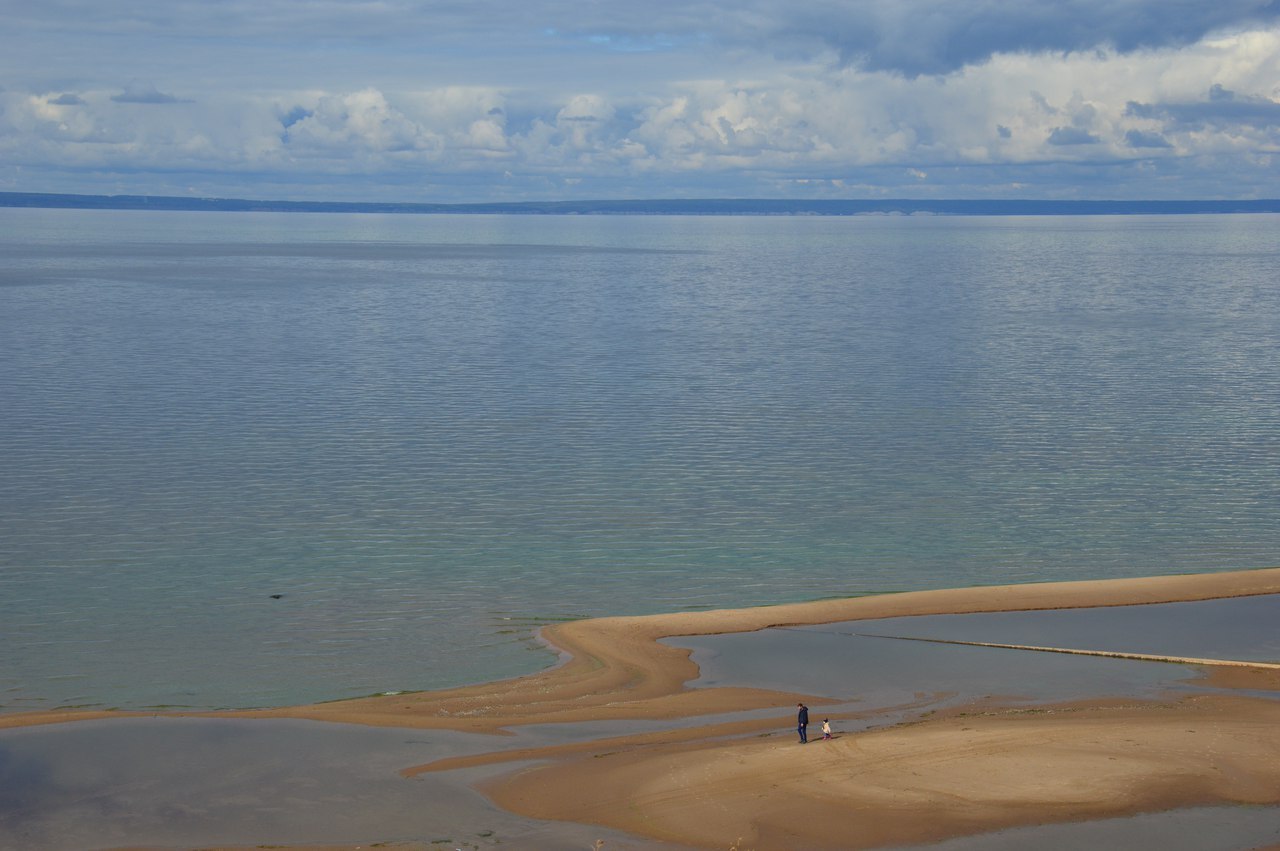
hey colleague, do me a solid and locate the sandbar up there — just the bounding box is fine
[8,566,1280,849]
[8,566,1280,735]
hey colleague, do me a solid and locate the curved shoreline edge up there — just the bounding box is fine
[6,565,1280,733]
[7,567,1280,850]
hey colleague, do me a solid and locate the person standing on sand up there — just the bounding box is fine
[822,719,832,740]
[797,703,809,743]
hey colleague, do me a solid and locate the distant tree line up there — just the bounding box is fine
[2,192,1278,216]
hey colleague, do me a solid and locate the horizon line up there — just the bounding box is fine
[3,190,1279,216]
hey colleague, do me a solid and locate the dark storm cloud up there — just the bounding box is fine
[757,0,1280,75]
[1126,85,1280,130]
[15,0,1280,79]
[534,0,1280,76]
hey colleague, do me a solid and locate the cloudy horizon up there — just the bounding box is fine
[3,0,1278,202]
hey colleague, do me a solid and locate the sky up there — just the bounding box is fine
[2,0,1278,202]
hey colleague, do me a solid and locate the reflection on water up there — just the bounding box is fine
[4,211,1280,711]
[0,717,659,851]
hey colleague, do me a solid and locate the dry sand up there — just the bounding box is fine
[11,566,1280,849]
[485,694,1280,849]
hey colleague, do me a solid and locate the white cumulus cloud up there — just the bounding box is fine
[1,1,1277,199]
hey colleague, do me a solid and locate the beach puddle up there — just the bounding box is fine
[844,593,1280,661]
[667,595,1280,710]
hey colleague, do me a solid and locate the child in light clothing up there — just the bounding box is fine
[821,719,832,740]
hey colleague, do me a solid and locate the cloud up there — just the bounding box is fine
[1127,84,1280,129]
[1,2,1278,200]
[283,89,437,155]
[1047,126,1102,145]
[1125,129,1173,148]
[11,1,1280,79]
[761,0,1280,76]
[111,81,187,104]
[515,0,1280,76]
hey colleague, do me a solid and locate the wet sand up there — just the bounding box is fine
[7,566,1280,850]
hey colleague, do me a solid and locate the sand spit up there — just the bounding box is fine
[5,567,1280,737]
[9,567,1280,850]
[224,565,1280,731]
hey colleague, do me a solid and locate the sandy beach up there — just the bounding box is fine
[486,694,1280,849]
[7,566,1280,850]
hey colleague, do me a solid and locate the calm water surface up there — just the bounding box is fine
[673,595,1280,700]
[2,210,1278,711]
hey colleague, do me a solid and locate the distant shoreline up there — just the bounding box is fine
[3,191,1280,216]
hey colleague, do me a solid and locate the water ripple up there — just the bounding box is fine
[2,211,1278,710]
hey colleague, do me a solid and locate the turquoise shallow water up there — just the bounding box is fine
[2,209,1279,711]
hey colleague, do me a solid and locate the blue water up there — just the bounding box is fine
[2,209,1278,712]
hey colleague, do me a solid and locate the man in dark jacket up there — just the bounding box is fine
[797,703,809,743]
